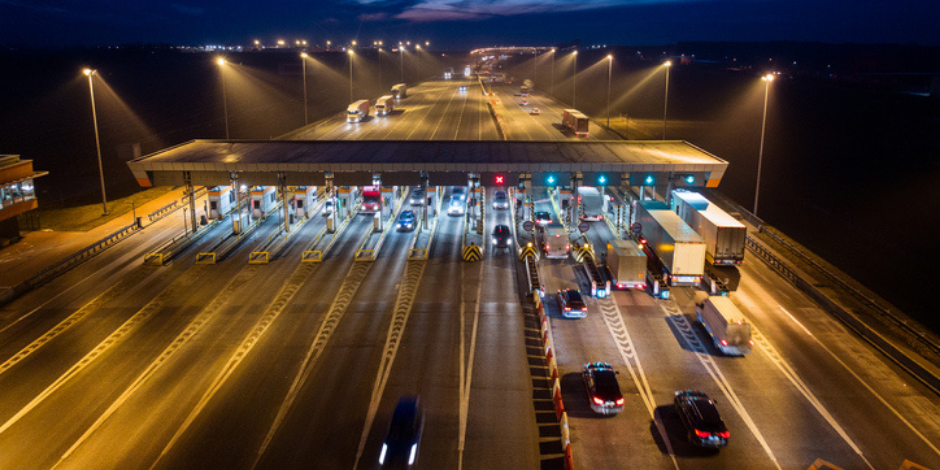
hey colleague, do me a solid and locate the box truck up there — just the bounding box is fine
[634,201,706,286]
[671,190,746,266]
[375,95,395,116]
[347,100,369,122]
[538,225,570,259]
[604,240,647,290]
[562,109,590,137]
[392,83,407,99]
[696,297,753,355]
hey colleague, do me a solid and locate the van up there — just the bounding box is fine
[539,225,570,259]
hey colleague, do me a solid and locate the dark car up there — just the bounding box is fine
[673,390,729,448]
[583,362,624,415]
[398,210,416,232]
[492,191,509,210]
[410,189,425,206]
[557,289,587,318]
[321,200,334,217]
[380,396,424,467]
[534,211,552,226]
[491,225,512,249]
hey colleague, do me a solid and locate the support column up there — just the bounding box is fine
[421,173,429,230]
[184,171,197,234]
[665,172,675,206]
[279,173,290,234]
[231,172,241,234]
[326,173,336,233]
[572,172,582,231]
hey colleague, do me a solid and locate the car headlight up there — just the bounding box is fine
[379,443,388,464]
[409,443,418,465]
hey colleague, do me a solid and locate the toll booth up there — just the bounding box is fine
[251,186,276,219]
[380,186,397,216]
[208,186,234,220]
[294,186,317,218]
[336,186,359,219]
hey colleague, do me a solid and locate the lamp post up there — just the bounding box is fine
[533,49,538,87]
[217,58,229,139]
[550,48,556,96]
[348,49,354,102]
[399,44,404,82]
[572,50,578,108]
[606,54,613,128]
[662,61,671,140]
[83,68,109,216]
[754,73,775,216]
[300,53,309,126]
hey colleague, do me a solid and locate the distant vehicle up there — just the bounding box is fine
[671,190,746,266]
[379,396,424,467]
[521,100,528,106]
[321,200,334,217]
[562,109,590,137]
[397,210,416,232]
[347,100,370,122]
[635,200,706,286]
[491,225,512,249]
[538,225,570,259]
[674,390,729,448]
[360,186,382,213]
[464,66,472,77]
[392,83,407,99]
[492,191,509,210]
[444,71,453,79]
[696,297,753,355]
[578,187,604,221]
[376,95,395,116]
[450,186,466,202]
[557,288,586,318]
[459,86,467,92]
[530,108,541,115]
[583,362,624,415]
[520,85,529,96]
[447,198,465,216]
[410,189,425,206]
[605,240,647,290]
[534,211,552,226]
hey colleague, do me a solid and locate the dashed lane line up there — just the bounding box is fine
[249,260,372,468]
[0,266,207,435]
[352,259,427,469]
[457,259,485,470]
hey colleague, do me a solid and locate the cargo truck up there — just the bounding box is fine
[604,240,647,290]
[634,200,706,286]
[696,297,753,355]
[391,83,407,99]
[375,95,395,116]
[347,100,369,122]
[578,187,605,221]
[671,190,746,266]
[538,225,570,259]
[562,109,590,137]
[520,85,529,96]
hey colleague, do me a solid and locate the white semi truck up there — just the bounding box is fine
[347,100,369,122]
[696,296,753,355]
[392,83,407,99]
[671,190,747,266]
[634,200,706,287]
[375,95,395,116]
[604,240,647,290]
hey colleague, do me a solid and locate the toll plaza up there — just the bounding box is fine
[293,186,317,218]
[207,185,234,219]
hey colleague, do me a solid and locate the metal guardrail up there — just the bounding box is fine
[148,201,179,222]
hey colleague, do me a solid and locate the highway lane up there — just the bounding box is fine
[489,83,622,141]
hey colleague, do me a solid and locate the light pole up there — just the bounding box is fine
[662,60,672,140]
[606,54,613,128]
[754,73,775,216]
[533,49,538,87]
[550,48,556,96]
[83,68,109,216]
[348,49,354,102]
[300,53,309,126]
[572,50,578,108]
[217,58,229,139]
[399,44,404,82]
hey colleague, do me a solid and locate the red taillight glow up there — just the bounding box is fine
[615,398,624,406]
[564,307,571,311]
[720,339,728,346]
[749,340,755,346]
[694,429,711,438]
[592,397,604,406]
[717,430,730,439]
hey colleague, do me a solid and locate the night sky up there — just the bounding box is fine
[2,0,938,49]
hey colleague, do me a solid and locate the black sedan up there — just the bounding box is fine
[380,396,424,467]
[673,390,729,448]
[491,224,512,249]
[583,362,624,415]
[534,211,552,226]
[557,289,587,318]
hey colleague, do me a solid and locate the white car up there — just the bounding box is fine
[447,199,465,216]
[531,108,541,115]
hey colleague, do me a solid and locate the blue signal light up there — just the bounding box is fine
[547,175,555,185]
[645,175,654,185]
[598,175,607,185]
[685,175,695,185]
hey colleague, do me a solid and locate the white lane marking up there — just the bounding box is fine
[352,259,427,469]
[51,266,261,467]
[453,86,469,140]
[429,88,458,139]
[597,298,680,469]
[457,260,485,470]
[778,307,940,458]
[661,302,782,469]
[248,260,371,469]
[0,265,203,435]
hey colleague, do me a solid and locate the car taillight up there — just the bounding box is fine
[749,340,755,346]
[694,429,711,438]
[615,398,624,406]
[717,430,730,439]
[720,339,728,346]
[564,307,571,311]
[566,244,570,250]
[592,397,604,405]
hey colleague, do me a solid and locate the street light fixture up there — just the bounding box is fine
[662,60,672,139]
[754,73,775,216]
[300,53,309,125]
[572,50,578,108]
[216,58,229,139]
[606,54,613,128]
[82,68,109,216]
[550,48,556,96]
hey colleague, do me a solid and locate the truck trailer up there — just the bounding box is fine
[391,83,407,99]
[634,200,706,286]
[604,240,647,290]
[375,95,395,116]
[347,100,369,122]
[696,297,752,355]
[671,190,746,266]
[561,109,590,137]
[538,225,570,259]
